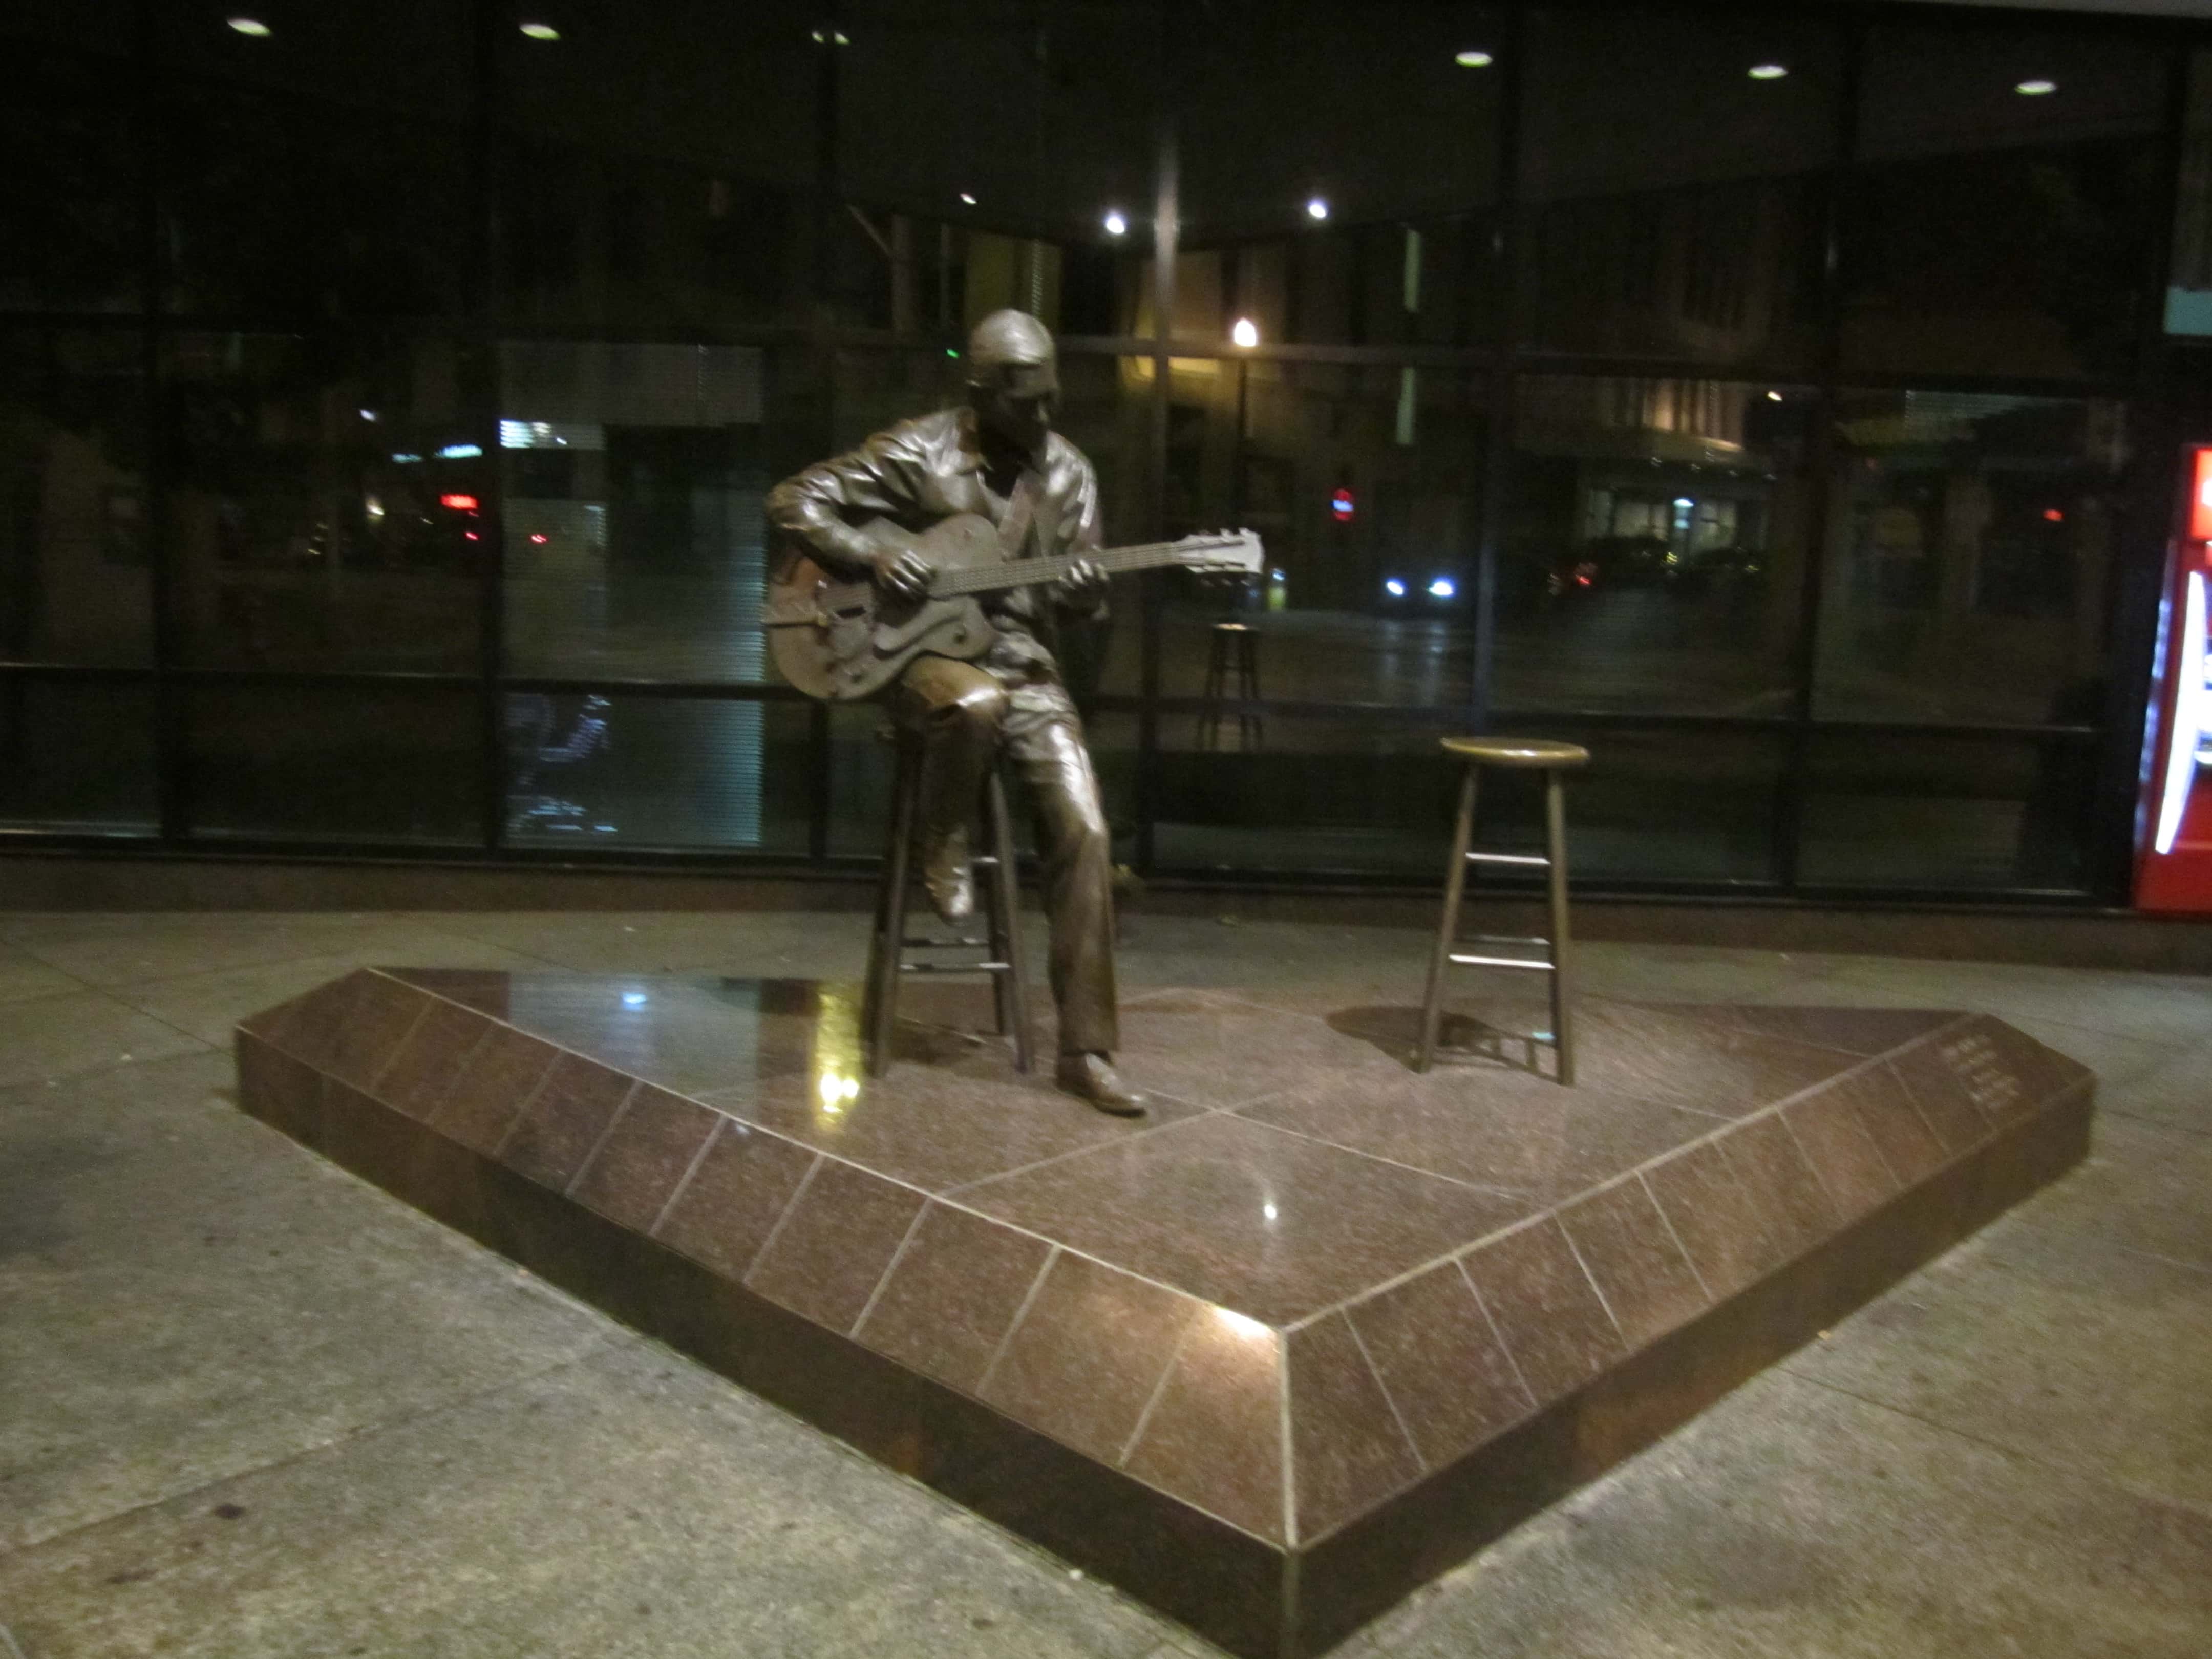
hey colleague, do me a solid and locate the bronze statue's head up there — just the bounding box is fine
[966,308,1058,457]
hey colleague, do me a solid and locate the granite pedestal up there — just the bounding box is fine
[233,969,2093,1658]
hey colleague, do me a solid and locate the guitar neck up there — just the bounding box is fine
[930,541,1211,598]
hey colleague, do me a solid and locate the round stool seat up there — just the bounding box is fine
[1440,735,1590,770]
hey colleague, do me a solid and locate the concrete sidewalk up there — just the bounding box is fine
[2,909,2208,1658]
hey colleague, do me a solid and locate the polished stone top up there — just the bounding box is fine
[237,967,2090,1554]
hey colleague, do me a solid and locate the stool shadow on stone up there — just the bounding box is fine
[1325,1002,1560,1080]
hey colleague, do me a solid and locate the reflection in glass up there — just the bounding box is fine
[1522,6,1839,366]
[1843,24,2164,377]
[0,39,139,313]
[1500,376,1813,715]
[1799,733,2095,891]
[1139,359,1485,707]
[0,330,151,665]
[1817,391,2125,725]
[0,680,157,833]
[2166,52,2212,336]
[163,333,482,671]
[1151,716,1454,877]
[504,694,809,852]
[502,340,788,681]
[161,2,470,319]
[497,1,815,331]
[836,0,1153,335]
[1175,2,1504,346]
[190,684,478,844]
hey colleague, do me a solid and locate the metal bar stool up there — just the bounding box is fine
[1418,736,1591,1084]
[861,733,1034,1078]
[1197,621,1262,750]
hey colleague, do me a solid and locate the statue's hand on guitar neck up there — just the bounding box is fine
[1048,557,1108,615]
[867,529,935,604]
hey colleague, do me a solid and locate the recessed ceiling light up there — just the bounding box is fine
[959,192,977,206]
[226,16,271,36]
[1102,209,1128,237]
[2016,78,2057,96]
[810,27,850,46]
[1231,317,1260,348]
[1766,390,1783,402]
[1748,63,1788,81]
[1454,49,1493,69]
[519,22,560,41]
[1306,197,1329,221]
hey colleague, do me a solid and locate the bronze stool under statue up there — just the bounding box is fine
[862,733,1034,1078]
[1418,736,1590,1083]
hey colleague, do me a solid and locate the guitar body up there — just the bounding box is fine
[765,513,1265,702]
[767,514,1011,702]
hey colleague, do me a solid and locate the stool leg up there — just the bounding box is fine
[1199,634,1224,751]
[1544,768,1576,1087]
[1238,632,1262,750]
[867,749,919,1078]
[986,769,1034,1073]
[1418,763,1479,1073]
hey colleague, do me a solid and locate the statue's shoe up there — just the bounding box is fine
[1055,1052,1148,1118]
[922,853,975,924]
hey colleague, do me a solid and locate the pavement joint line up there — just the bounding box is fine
[0,1335,628,1563]
[2095,1100,2212,1142]
[1773,1367,2158,1499]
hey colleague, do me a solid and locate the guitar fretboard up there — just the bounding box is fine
[767,538,1251,626]
[931,541,1197,597]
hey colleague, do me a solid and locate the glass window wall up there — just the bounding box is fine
[0,0,2188,903]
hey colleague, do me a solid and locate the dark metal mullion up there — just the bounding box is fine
[1473,1,1529,740]
[804,12,844,867]
[137,0,188,844]
[2090,38,2199,905]
[1135,4,1176,878]
[464,0,506,855]
[1773,6,1867,897]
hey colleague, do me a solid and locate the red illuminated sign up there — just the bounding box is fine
[440,493,479,512]
[2192,449,2212,542]
[1330,487,1355,522]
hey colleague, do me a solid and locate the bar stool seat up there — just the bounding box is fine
[861,732,1034,1078]
[1420,735,1589,1083]
[1440,736,1589,769]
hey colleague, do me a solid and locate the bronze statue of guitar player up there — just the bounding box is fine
[764,309,1259,1115]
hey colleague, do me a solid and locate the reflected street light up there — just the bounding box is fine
[1454,49,1493,68]
[2016,78,2057,96]
[1102,209,1129,237]
[1306,197,1329,221]
[226,16,271,35]
[519,22,560,40]
[1748,63,1789,80]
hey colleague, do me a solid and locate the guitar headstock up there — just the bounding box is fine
[1172,527,1266,576]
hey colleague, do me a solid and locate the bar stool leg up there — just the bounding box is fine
[1418,762,1479,1073]
[1543,767,1576,1086]
[866,747,919,1078]
[1238,630,1262,749]
[984,770,1034,1073]
[1199,631,1224,752]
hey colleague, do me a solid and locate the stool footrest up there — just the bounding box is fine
[900,936,989,949]
[1460,933,1549,948]
[901,961,1014,974]
[1448,951,1556,972]
[1465,849,1549,868]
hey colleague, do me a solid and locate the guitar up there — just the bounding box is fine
[763,513,1264,701]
